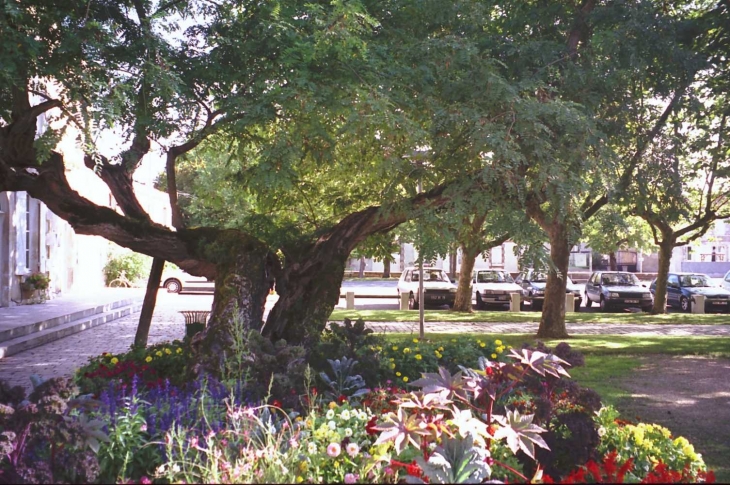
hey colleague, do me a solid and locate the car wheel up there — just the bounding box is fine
[680,296,691,313]
[584,294,592,308]
[574,301,581,312]
[600,296,610,312]
[475,292,484,310]
[408,292,419,310]
[164,279,182,293]
[532,297,542,312]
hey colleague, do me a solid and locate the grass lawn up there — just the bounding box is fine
[330,309,730,325]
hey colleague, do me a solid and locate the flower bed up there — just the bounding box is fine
[0,329,716,484]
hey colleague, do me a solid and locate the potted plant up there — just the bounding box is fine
[21,272,50,302]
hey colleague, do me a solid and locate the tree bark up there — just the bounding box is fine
[608,251,617,271]
[382,256,391,278]
[134,257,165,348]
[537,226,571,339]
[651,237,675,314]
[358,255,366,278]
[452,244,478,312]
[192,234,275,375]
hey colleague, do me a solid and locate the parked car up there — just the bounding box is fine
[649,272,730,313]
[397,267,457,309]
[472,270,524,310]
[515,270,582,311]
[584,271,653,312]
[160,266,213,293]
[723,270,730,292]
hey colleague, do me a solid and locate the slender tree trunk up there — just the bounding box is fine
[452,244,478,312]
[382,256,391,278]
[449,244,458,280]
[358,256,366,278]
[609,251,617,271]
[537,226,571,339]
[134,257,165,348]
[651,237,675,314]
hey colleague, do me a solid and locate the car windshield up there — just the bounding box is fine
[412,269,450,283]
[476,271,513,283]
[679,274,711,287]
[601,273,640,286]
[528,272,549,283]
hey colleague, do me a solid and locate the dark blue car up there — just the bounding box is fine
[650,273,730,313]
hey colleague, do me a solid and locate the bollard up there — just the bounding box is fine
[691,294,705,314]
[510,293,521,312]
[565,293,575,313]
[400,292,410,310]
[346,291,355,310]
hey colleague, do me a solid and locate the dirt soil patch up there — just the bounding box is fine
[616,355,730,478]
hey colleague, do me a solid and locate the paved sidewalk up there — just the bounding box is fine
[2,291,729,393]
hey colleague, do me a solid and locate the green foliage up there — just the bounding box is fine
[406,435,491,484]
[103,248,151,286]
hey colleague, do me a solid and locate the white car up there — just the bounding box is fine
[723,270,730,292]
[161,266,213,293]
[473,269,524,310]
[397,267,457,309]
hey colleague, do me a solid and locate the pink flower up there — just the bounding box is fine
[326,442,341,457]
[344,473,358,484]
[140,477,152,485]
[346,442,359,458]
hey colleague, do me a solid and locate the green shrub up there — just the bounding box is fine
[103,249,151,285]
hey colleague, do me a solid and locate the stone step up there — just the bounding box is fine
[0,298,139,344]
[0,301,143,359]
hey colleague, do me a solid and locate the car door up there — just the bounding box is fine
[667,274,681,306]
[585,273,599,301]
[724,271,730,292]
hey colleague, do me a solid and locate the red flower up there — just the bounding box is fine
[365,416,378,435]
[271,399,282,408]
[338,394,348,404]
[406,460,423,477]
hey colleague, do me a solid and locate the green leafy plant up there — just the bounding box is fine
[21,272,50,291]
[103,250,151,286]
[318,356,369,401]
[405,435,491,484]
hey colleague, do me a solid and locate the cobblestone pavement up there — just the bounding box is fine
[2,291,729,392]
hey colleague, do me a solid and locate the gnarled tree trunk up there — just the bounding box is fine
[382,255,392,278]
[134,257,166,348]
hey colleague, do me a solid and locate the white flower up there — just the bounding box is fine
[326,409,335,419]
[358,412,368,421]
[598,427,607,437]
[328,420,337,430]
[172,464,181,473]
[308,442,317,454]
[340,409,351,420]
[344,427,353,437]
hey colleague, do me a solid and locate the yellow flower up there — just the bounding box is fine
[415,354,422,360]
[438,347,444,352]
[296,477,304,483]
[376,346,382,351]
[403,348,411,354]
[390,363,396,369]
[413,338,419,343]
[110,357,119,365]
[491,353,497,359]
[495,339,502,346]
[480,342,486,348]
[176,348,182,354]
[435,351,442,359]
[145,356,153,362]
[403,376,409,382]
[328,402,337,409]
[396,372,402,377]
[392,346,398,351]
[165,348,172,355]
[390,358,395,362]
[496,347,504,354]
[156,351,163,357]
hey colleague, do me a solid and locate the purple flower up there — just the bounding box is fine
[344,473,358,484]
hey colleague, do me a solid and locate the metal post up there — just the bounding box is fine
[418,176,425,339]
